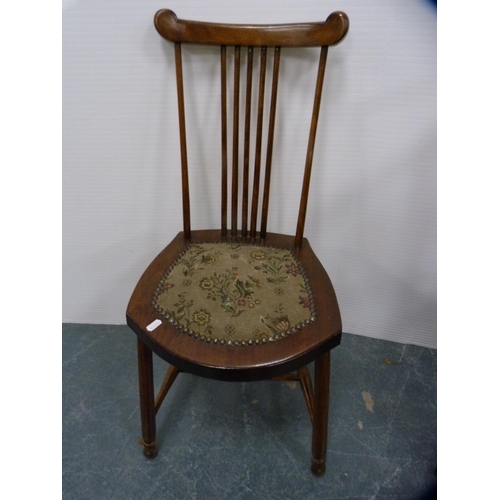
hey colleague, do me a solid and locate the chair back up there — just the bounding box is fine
[154,10,349,247]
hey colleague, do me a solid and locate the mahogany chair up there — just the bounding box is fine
[126,9,349,476]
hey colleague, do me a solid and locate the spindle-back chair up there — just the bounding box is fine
[126,9,349,476]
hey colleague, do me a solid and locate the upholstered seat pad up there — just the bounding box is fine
[152,242,315,346]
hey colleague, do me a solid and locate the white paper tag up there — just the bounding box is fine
[146,319,162,332]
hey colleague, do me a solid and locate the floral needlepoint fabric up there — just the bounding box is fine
[152,242,316,346]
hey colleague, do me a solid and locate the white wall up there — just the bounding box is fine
[63,0,436,348]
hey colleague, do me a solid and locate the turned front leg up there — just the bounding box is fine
[137,338,158,458]
[311,350,331,476]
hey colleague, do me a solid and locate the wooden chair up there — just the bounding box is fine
[126,9,349,476]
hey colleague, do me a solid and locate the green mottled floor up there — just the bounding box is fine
[63,324,436,499]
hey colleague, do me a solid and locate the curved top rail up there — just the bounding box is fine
[154,9,349,47]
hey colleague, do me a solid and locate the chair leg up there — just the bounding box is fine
[137,338,158,459]
[311,350,331,476]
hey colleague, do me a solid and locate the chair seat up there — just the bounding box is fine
[154,240,316,345]
[127,230,342,381]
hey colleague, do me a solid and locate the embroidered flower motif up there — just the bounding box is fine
[199,277,215,290]
[250,250,267,261]
[285,263,300,277]
[237,299,246,306]
[299,296,311,309]
[247,276,261,289]
[225,325,235,335]
[271,316,290,333]
[201,254,219,265]
[231,254,239,259]
[160,282,175,292]
[260,252,293,284]
[253,330,269,341]
[182,279,192,286]
[193,309,211,326]
[188,244,205,253]
[274,287,284,295]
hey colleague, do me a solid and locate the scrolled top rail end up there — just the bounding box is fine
[325,11,349,45]
[154,9,179,37]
